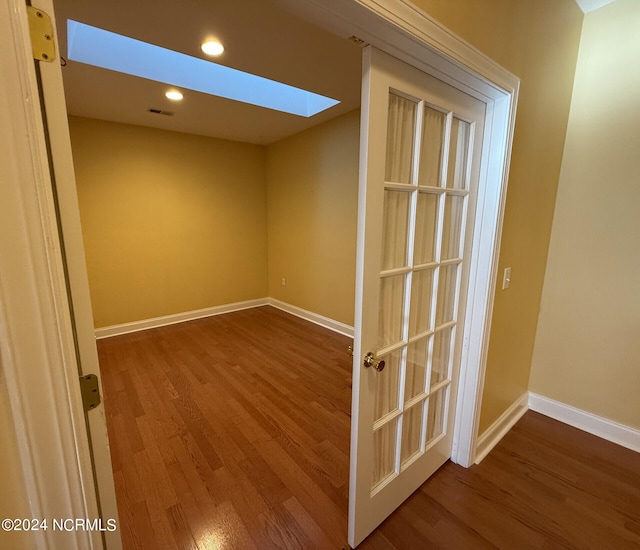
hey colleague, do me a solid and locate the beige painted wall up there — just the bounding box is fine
[70,113,358,328]
[266,110,360,326]
[530,0,640,429]
[411,0,584,432]
[69,116,268,328]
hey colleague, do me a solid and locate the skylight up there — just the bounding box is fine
[66,20,340,117]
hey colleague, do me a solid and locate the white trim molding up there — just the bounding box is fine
[1,0,102,547]
[475,393,529,464]
[268,299,354,338]
[95,298,355,340]
[474,392,640,463]
[95,298,269,339]
[529,393,640,453]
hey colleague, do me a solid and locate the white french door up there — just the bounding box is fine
[349,46,486,547]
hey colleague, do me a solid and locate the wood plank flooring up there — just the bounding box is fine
[97,306,640,549]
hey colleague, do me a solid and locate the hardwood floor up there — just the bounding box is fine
[98,306,640,549]
[363,411,640,550]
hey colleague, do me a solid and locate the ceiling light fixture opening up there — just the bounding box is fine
[201,40,224,56]
[165,90,184,101]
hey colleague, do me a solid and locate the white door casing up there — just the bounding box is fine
[1,0,105,548]
[278,0,519,471]
[2,0,121,548]
[350,45,487,545]
[32,0,122,546]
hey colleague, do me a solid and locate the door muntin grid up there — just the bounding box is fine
[372,91,474,491]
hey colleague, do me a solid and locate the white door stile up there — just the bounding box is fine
[1,0,103,547]
[32,1,122,547]
[450,92,516,467]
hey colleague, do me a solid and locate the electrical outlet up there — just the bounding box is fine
[502,267,511,290]
[281,277,286,286]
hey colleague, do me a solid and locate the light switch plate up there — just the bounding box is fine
[502,267,511,290]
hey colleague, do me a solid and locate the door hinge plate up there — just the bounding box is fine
[79,374,101,412]
[27,6,56,62]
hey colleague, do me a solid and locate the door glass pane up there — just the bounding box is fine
[381,190,411,270]
[446,117,471,190]
[378,274,406,348]
[405,338,428,402]
[431,327,452,387]
[426,389,447,444]
[418,107,446,187]
[401,403,424,465]
[441,195,465,261]
[374,348,402,422]
[373,420,397,487]
[385,93,417,184]
[409,269,434,338]
[414,192,438,265]
[435,264,458,327]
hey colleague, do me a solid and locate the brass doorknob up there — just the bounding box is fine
[363,352,385,372]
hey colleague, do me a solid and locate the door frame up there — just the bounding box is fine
[2,0,517,548]
[1,0,104,548]
[281,0,519,468]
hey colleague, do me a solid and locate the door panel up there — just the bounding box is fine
[32,1,122,548]
[349,46,485,547]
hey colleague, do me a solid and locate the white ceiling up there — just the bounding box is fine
[54,0,363,145]
[575,0,619,13]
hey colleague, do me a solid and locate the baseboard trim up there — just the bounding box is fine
[475,392,529,464]
[94,298,269,339]
[528,393,640,453]
[94,298,354,339]
[267,298,354,338]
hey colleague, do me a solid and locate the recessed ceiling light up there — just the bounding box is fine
[165,90,183,101]
[201,40,224,56]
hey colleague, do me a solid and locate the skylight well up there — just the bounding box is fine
[66,20,340,117]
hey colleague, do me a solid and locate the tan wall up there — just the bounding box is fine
[70,113,358,328]
[411,0,584,432]
[266,110,360,326]
[530,0,640,429]
[69,116,268,328]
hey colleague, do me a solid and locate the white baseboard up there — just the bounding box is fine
[94,298,354,339]
[94,298,269,339]
[267,298,354,338]
[475,392,529,464]
[528,393,640,453]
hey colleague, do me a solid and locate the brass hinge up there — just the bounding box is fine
[79,374,101,412]
[27,6,56,62]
